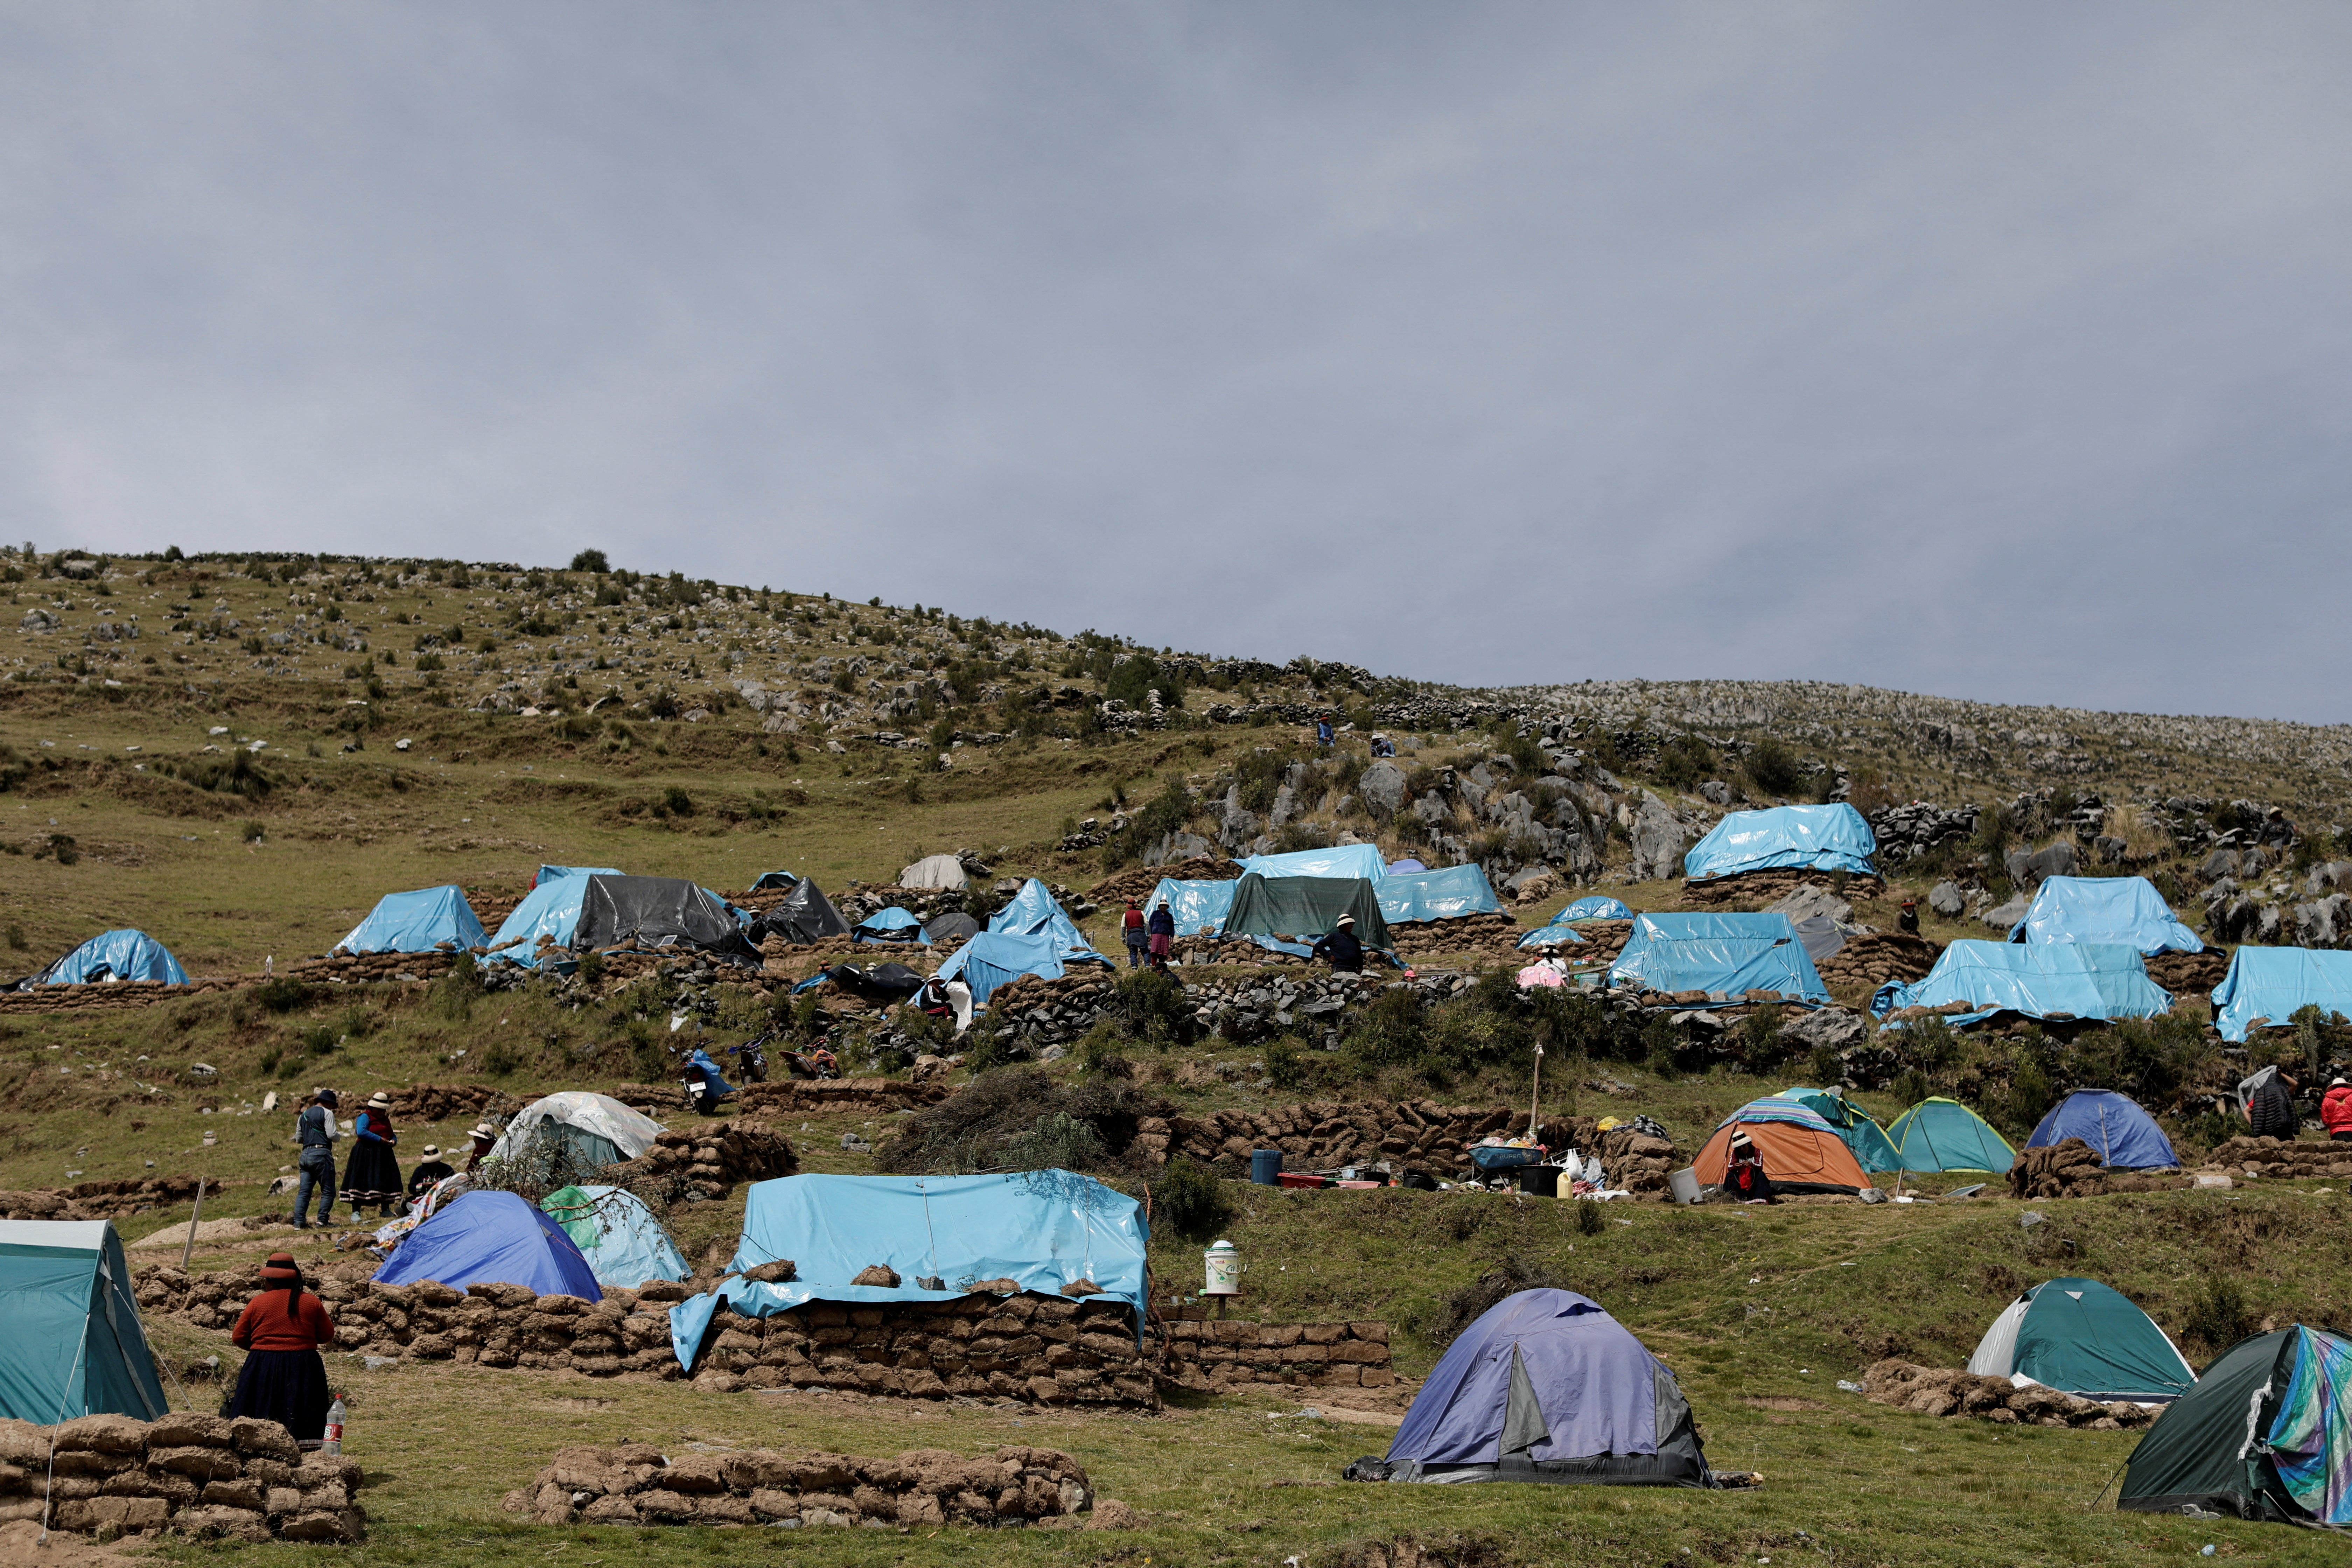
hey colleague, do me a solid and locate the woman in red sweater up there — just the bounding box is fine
[225,1252,338,1443]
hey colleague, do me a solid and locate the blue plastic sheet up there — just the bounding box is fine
[2008,876,2203,955]
[931,930,1108,1007]
[1684,804,1876,881]
[1147,878,1237,937]
[2026,1089,2178,1169]
[30,930,189,987]
[2211,946,2352,1042]
[671,1172,1147,1368]
[485,873,608,967]
[1236,843,1390,882]
[853,907,926,944]
[1517,924,1586,949]
[1608,913,1828,1005]
[1558,897,1634,922]
[1871,940,2171,1028]
[1386,858,1428,874]
[374,1191,603,1299]
[533,864,621,888]
[334,886,487,955]
[748,869,801,891]
[1377,864,1500,924]
[987,877,1100,960]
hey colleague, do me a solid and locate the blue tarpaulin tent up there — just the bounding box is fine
[374,1190,603,1299]
[748,869,801,891]
[987,877,1101,959]
[1518,897,1634,948]
[1684,804,1876,882]
[2008,876,2203,955]
[26,930,189,987]
[1871,940,2171,1029]
[2211,946,2352,1043]
[1373,1289,1711,1486]
[542,1185,691,1289]
[670,1172,1148,1368]
[0,1220,168,1423]
[1378,864,1501,924]
[1608,913,1829,1005]
[931,930,1108,1008]
[1237,843,1391,882]
[853,907,926,943]
[2026,1089,2178,1169]
[485,870,615,967]
[335,885,487,955]
[533,864,621,888]
[1147,878,1239,936]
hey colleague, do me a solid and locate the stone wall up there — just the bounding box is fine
[1138,1102,1683,1192]
[2203,1135,2352,1181]
[1158,1316,1394,1393]
[0,1412,365,1543]
[503,1442,1101,1530]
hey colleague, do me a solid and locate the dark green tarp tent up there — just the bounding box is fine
[0,1220,168,1423]
[2120,1325,2352,1525]
[1221,873,1392,950]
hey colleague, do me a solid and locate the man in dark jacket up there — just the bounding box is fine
[1310,914,1365,973]
[287,1090,340,1229]
[2248,1072,2300,1140]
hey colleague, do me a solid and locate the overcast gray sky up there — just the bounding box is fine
[6,4,2350,720]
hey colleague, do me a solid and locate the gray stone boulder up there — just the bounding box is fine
[1982,895,2032,930]
[1778,1007,1870,1057]
[1145,831,1216,865]
[2004,842,2076,888]
[1700,780,1733,806]
[1625,792,1687,882]
[2308,861,2352,897]
[2294,894,2352,948]
[1768,885,1852,925]
[1358,759,1410,824]
[1928,881,1966,918]
[2198,848,2242,882]
[1217,785,1260,853]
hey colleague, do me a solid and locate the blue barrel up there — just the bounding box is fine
[1249,1148,1283,1186]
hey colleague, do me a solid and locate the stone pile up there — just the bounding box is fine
[503,1441,1102,1530]
[0,978,245,1014]
[2007,1138,2185,1198]
[1813,934,1940,995]
[293,950,463,982]
[1085,856,1241,906]
[1865,803,1980,866]
[2202,1136,2352,1181]
[1158,1317,1395,1391]
[1185,971,1384,1043]
[738,1078,953,1116]
[971,971,1121,1052]
[1549,919,1632,966]
[760,932,859,965]
[637,1123,800,1197]
[1171,935,1308,966]
[1861,1361,2158,1429]
[2144,949,2229,994]
[1682,869,1886,908]
[0,1412,366,1542]
[0,1189,102,1222]
[1138,1102,1681,1190]
[1389,913,1524,961]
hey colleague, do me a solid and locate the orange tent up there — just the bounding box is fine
[1693,1096,1871,1194]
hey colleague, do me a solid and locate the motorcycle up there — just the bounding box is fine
[725,1032,772,1085]
[781,1041,838,1081]
[677,1045,737,1116]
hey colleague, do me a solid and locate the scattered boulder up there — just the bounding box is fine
[1928,881,1966,917]
[850,1264,901,1288]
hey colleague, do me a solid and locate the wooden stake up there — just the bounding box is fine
[179,1176,208,1270]
[1528,1044,1544,1141]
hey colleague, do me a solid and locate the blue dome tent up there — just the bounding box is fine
[334,885,487,955]
[1967,1277,2193,1403]
[374,1191,602,1300]
[23,930,189,988]
[0,1220,168,1423]
[1358,1290,1712,1487]
[2026,1089,2178,1170]
[542,1185,691,1289]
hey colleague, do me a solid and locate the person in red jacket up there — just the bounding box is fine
[225,1252,338,1443]
[2324,1077,2352,1143]
[1121,900,1147,969]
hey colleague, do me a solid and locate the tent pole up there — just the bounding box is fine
[1528,1045,1543,1141]
[180,1176,207,1272]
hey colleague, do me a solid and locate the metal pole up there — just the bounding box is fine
[179,1176,207,1270]
[1528,1044,1544,1140]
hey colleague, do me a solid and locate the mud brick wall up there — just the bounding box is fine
[1813,933,1940,993]
[637,1122,799,1197]
[1681,870,1886,908]
[2204,1136,2352,1180]
[1863,1361,2158,1430]
[1160,1318,1393,1391]
[292,951,462,982]
[505,1442,1094,1529]
[1389,912,1524,961]
[0,1413,365,1543]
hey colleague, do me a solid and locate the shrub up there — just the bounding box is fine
[3,925,22,951]
[2181,1276,2252,1359]
[999,1112,1106,1172]
[569,550,610,573]
[481,1035,523,1077]
[1808,1042,1843,1086]
[1147,1156,1233,1241]
[1112,967,1192,1048]
[1264,1036,1307,1090]
[1575,1198,1605,1237]
[1744,737,1803,797]
[663,786,694,816]
[431,953,485,1020]
[252,978,310,1014]
[1890,1068,1930,1108]
[1076,1020,1132,1079]
[1427,1256,1581,1352]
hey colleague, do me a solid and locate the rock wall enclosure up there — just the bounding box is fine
[0,1413,365,1544]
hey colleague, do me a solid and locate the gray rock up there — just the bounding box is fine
[1218,784,1260,853]
[1145,830,1216,866]
[2309,861,2352,896]
[1268,784,1300,830]
[1778,1007,1869,1056]
[1625,791,1687,882]
[1982,895,2032,930]
[1358,759,1410,823]
[1699,780,1732,806]
[1767,885,1852,925]
[2240,847,2269,878]
[1410,794,1452,832]
[2198,848,2242,882]
[2003,842,2076,888]
[1928,881,1966,918]
[2294,894,2352,948]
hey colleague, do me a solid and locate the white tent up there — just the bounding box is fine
[489,1092,665,1166]
[898,854,967,890]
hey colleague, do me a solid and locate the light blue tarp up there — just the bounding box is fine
[1148,878,1238,937]
[853,907,926,942]
[486,869,625,967]
[931,930,1108,1008]
[670,1171,1148,1368]
[1684,804,1876,881]
[334,885,487,955]
[542,1185,691,1289]
[1608,913,1829,1005]
[29,930,189,987]
[1237,843,1390,882]
[1387,858,1428,874]
[2008,876,2203,955]
[1378,864,1501,924]
[749,869,800,891]
[988,877,1100,960]
[1871,940,2171,1029]
[2211,946,2352,1043]
[1518,896,1634,948]
[534,864,621,888]
[374,1190,603,1299]
[2026,1089,2179,1169]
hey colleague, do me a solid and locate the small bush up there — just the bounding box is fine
[1575,1198,1605,1236]
[663,785,695,816]
[999,1112,1105,1171]
[298,1023,337,1055]
[1112,967,1192,1048]
[1265,1036,1307,1090]
[1890,1067,1930,1108]
[430,953,485,1021]
[1148,1156,1234,1241]
[1808,1042,1843,1085]
[2181,1276,2253,1359]
[481,1035,523,1077]
[1744,737,1803,797]
[252,978,310,1014]
[1076,1020,1132,1079]
[241,820,265,842]
[2,925,21,951]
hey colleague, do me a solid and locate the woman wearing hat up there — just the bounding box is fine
[464,1122,498,1174]
[340,1092,402,1218]
[226,1252,337,1442]
[1722,1131,1778,1204]
[404,1144,456,1200]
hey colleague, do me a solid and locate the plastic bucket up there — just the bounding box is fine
[1668,1166,1702,1205]
[1250,1149,1284,1186]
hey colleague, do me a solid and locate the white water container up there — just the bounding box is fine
[1203,1240,1241,1296]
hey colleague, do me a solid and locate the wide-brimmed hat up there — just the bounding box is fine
[420,1144,440,1157]
[314,1089,339,1108]
[469,1122,496,1142]
[1336,914,1356,926]
[366,1092,391,1109]
[261,1251,299,1282]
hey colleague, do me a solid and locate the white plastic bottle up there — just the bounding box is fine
[322,1396,345,1455]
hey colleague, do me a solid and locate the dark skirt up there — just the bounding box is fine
[226,1348,332,1441]
[341,1140,403,1207]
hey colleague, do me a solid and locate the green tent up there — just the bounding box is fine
[2120,1325,2352,1525]
[1222,873,1392,950]
[1967,1277,2194,1403]
[1884,1097,2017,1173]
[1778,1087,1900,1172]
[0,1220,169,1423]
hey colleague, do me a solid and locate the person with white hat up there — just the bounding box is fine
[1311,913,1365,974]
[1722,1129,1778,1204]
[340,1091,403,1217]
[405,1143,456,1199]
[464,1121,498,1174]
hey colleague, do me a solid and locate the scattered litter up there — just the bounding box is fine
[1836,1380,1864,1393]
[2019,1211,2046,1228]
